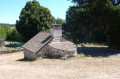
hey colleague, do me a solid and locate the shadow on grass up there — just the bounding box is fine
[5,42,24,48]
[77,46,120,57]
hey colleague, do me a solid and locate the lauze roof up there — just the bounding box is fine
[49,41,76,51]
[22,32,53,53]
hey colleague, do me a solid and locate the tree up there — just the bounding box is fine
[6,29,17,41]
[68,0,120,49]
[55,18,65,24]
[65,7,89,43]
[16,0,54,41]
[70,0,120,6]
[0,38,4,49]
[0,25,7,41]
[65,6,106,44]
[87,0,120,48]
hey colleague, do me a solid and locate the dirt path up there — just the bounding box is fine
[0,52,23,65]
[0,51,120,79]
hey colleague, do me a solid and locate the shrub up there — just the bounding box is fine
[61,55,68,60]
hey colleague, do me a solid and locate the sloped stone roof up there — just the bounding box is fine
[49,41,76,51]
[22,32,53,53]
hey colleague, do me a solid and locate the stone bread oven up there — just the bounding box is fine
[22,24,77,60]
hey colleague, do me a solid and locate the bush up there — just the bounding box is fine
[6,28,23,42]
[0,25,7,40]
[61,55,68,60]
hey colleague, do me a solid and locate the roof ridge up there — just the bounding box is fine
[36,37,54,54]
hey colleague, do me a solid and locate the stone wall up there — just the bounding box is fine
[36,47,47,58]
[24,48,36,60]
[37,45,77,58]
[47,45,77,58]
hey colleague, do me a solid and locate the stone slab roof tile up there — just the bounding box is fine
[22,32,53,53]
[49,41,76,51]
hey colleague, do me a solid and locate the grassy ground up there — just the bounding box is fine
[0,52,119,79]
[77,43,107,47]
[0,46,19,50]
[0,41,24,50]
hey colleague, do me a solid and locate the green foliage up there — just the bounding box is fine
[0,39,4,47]
[55,18,65,24]
[0,25,9,40]
[16,0,54,42]
[64,6,106,44]
[0,23,15,27]
[61,55,68,60]
[67,0,120,49]
[88,0,120,48]
[0,24,23,42]
[6,29,23,42]
[79,53,86,58]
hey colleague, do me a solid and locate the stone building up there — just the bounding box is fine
[22,24,77,60]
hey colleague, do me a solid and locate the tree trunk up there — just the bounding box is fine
[106,23,111,48]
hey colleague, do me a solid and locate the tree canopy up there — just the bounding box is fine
[16,0,54,41]
[64,6,106,44]
[66,0,120,49]
[55,18,65,24]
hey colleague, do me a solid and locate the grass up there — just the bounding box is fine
[0,41,24,50]
[79,52,86,58]
[0,46,20,50]
[61,55,68,60]
[0,46,17,50]
[81,42,107,47]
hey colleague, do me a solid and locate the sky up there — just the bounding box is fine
[0,0,73,24]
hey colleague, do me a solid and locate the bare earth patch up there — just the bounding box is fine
[0,52,120,79]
